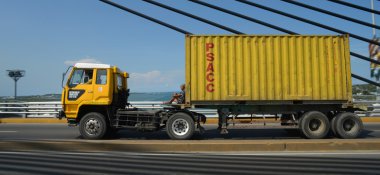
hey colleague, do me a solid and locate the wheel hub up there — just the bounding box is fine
[343,119,355,131]
[309,119,321,131]
[172,118,189,136]
[85,119,101,135]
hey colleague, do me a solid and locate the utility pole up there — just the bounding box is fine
[370,0,380,101]
[6,70,25,99]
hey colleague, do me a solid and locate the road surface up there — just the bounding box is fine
[1,123,380,174]
[0,123,380,140]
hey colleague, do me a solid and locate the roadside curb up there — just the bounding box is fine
[361,117,380,123]
[1,117,380,124]
[0,139,379,152]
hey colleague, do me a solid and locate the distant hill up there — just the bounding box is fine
[0,92,174,102]
[129,92,173,101]
[0,94,61,102]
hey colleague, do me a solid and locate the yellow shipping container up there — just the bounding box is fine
[185,35,352,104]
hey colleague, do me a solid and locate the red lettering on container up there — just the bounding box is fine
[207,84,215,92]
[206,43,215,93]
[206,53,214,61]
[206,43,214,52]
[206,63,214,72]
[206,73,214,82]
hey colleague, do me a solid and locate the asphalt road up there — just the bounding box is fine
[1,123,380,140]
[1,124,380,174]
[0,151,379,174]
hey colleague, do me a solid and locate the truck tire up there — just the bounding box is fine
[166,112,195,140]
[299,111,330,139]
[333,112,363,139]
[79,112,108,139]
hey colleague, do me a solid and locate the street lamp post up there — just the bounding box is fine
[6,70,25,99]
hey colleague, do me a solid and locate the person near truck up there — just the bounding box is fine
[164,84,186,104]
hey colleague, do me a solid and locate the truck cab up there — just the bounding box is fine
[60,63,129,137]
[60,63,204,140]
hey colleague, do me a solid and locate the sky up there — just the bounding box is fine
[0,0,379,96]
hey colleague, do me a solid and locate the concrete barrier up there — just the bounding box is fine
[0,139,379,152]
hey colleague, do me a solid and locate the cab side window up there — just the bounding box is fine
[82,70,93,84]
[96,69,107,85]
[117,75,123,90]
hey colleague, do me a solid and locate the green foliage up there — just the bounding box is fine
[0,92,174,102]
[352,84,376,95]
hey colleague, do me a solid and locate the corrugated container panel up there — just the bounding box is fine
[185,35,352,104]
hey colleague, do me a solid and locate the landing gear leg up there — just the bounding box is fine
[218,108,229,134]
[197,114,206,135]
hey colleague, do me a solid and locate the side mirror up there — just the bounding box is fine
[62,66,73,88]
[61,72,66,88]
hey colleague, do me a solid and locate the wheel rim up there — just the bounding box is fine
[309,119,326,133]
[171,118,189,136]
[342,118,358,132]
[309,119,323,131]
[85,118,102,136]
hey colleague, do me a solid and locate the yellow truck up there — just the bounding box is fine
[60,35,363,140]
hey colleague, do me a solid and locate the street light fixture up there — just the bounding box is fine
[6,70,25,99]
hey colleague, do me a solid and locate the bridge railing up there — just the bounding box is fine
[0,100,379,118]
[0,102,61,118]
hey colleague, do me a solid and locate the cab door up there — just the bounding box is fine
[93,69,110,104]
[64,68,94,116]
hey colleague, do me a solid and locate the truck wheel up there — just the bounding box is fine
[299,111,329,139]
[333,112,363,139]
[79,112,108,139]
[166,112,195,140]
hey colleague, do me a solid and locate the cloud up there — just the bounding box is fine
[129,70,184,92]
[64,57,102,66]
[130,71,162,83]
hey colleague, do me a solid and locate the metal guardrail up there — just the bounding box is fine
[0,102,61,118]
[0,101,379,118]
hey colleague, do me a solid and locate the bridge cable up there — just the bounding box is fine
[99,0,192,35]
[186,0,297,35]
[235,0,380,46]
[142,0,244,34]
[328,0,380,15]
[352,74,380,87]
[282,0,380,30]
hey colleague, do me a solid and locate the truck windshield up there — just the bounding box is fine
[68,69,94,87]
[69,69,84,87]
